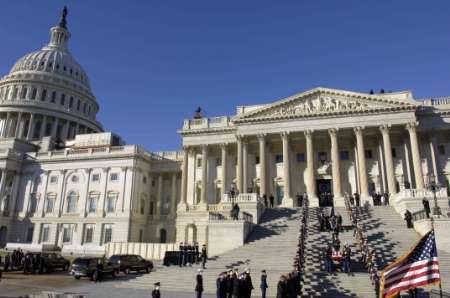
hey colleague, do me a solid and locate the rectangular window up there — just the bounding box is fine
[49,176,58,184]
[60,94,65,106]
[438,145,446,155]
[29,194,38,213]
[391,148,397,158]
[51,91,56,103]
[69,96,74,108]
[296,153,305,162]
[365,149,373,159]
[84,225,94,244]
[62,226,72,243]
[42,224,50,242]
[140,199,145,215]
[88,194,98,213]
[21,87,28,99]
[149,201,154,215]
[197,158,202,167]
[216,157,222,166]
[151,179,156,187]
[92,174,100,182]
[77,99,81,110]
[26,227,34,243]
[110,173,119,181]
[45,195,55,213]
[143,176,147,184]
[255,156,260,165]
[31,88,37,100]
[40,89,47,101]
[103,224,113,244]
[139,229,144,242]
[275,154,283,163]
[340,150,349,161]
[106,193,118,213]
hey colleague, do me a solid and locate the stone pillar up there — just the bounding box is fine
[257,134,267,197]
[236,136,243,192]
[305,130,318,206]
[380,125,397,194]
[157,175,163,216]
[26,113,35,141]
[429,135,443,185]
[40,115,47,138]
[38,171,50,217]
[221,143,228,195]
[403,137,413,187]
[406,122,424,189]
[170,173,177,217]
[15,112,22,138]
[9,172,21,215]
[354,127,370,201]
[378,141,387,192]
[51,117,59,140]
[56,170,67,217]
[2,112,11,137]
[0,170,8,200]
[178,146,188,210]
[281,132,293,207]
[200,145,208,206]
[98,167,110,216]
[242,140,248,193]
[80,168,91,217]
[329,128,343,206]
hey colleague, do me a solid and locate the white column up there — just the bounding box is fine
[406,122,424,189]
[80,168,91,217]
[242,140,248,193]
[178,147,188,210]
[0,170,8,202]
[170,173,177,217]
[380,125,397,194]
[429,135,443,185]
[56,170,67,217]
[329,129,343,205]
[156,175,163,216]
[354,127,370,201]
[304,130,318,206]
[2,112,11,137]
[26,113,35,141]
[40,115,47,138]
[281,132,292,206]
[220,143,228,195]
[8,172,21,215]
[200,145,208,206]
[403,137,413,188]
[98,167,110,216]
[236,136,243,192]
[14,112,22,138]
[258,134,267,197]
[378,140,387,192]
[51,117,59,139]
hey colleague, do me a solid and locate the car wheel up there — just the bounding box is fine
[75,276,81,280]
[124,268,130,275]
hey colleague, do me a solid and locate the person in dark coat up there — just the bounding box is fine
[404,210,413,228]
[354,193,360,207]
[276,275,288,298]
[4,253,10,272]
[195,269,204,298]
[201,244,208,269]
[422,198,431,218]
[94,259,103,282]
[260,270,268,298]
[243,269,254,298]
[269,194,275,208]
[226,270,234,298]
[152,282,161,298]
[263,195,268,208]
[232,273,240,298]
[216,272,228,298]
[194,242,200,264]
[178,242,184,267]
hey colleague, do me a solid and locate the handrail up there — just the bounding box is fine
[411,209,428,222]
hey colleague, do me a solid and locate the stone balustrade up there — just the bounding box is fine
[221,193,258,203]
[396,188,448,199]
[182,116,232,130]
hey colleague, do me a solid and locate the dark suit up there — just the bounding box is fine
[195,274,204,298]
[260,274,268,298]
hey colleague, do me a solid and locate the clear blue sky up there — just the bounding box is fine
[1,1,449,151]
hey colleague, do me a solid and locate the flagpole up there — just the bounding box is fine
[430,216,443,298]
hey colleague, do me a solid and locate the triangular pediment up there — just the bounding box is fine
[233,87,417,123]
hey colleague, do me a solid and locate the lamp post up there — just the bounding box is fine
[426,173,441,218]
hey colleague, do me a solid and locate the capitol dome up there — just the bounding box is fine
[0,7,102,143]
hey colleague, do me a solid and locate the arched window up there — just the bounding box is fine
[21,87,28,99]
[87,192,99,213]
[31,88,37,100]
[60,94,66,106]
[51,91,56,103]
[106,192,119,213]
[66,191,78,213]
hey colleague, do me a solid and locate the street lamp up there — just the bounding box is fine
[425,173,442,218]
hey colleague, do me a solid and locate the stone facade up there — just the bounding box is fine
[0,10,449,255]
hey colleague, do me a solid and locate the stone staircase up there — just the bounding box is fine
[117,208,302,297]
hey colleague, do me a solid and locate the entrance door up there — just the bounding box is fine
[0,226,7,248]
[317,179,333,207]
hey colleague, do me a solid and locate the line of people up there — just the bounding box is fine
[0,249,25,272]
[371,191,390,206]
[178,242,208,269]
[275,197,308,298]
[212,268,255,298]
[344,195,380,297]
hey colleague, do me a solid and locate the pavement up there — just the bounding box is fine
[0,271,216,298]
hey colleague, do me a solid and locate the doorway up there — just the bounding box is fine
[317,179,333,207]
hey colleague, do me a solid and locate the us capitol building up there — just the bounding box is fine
[0,10,448,256]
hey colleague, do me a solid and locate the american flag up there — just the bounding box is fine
[380,230,441,298]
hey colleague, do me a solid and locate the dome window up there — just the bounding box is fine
[70,69,73,74]
[63,66,67,71]
[60,94,66,106]
[21,87,28,99]
[40,89,47,101]
[83,102,87,114]
[69,96,74,108]
[76,71,79,77]
[56,64,60,69]
[12,87,18,99]
[76,99,81,111]
[31,88,37,100]
[51,91,56,103]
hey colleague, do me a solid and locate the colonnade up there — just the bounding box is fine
[178,121,426,208]
[0,111,95,141]
[153,172,179,218]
